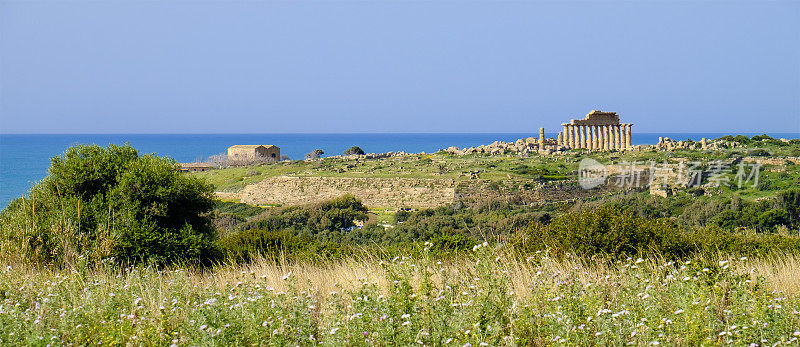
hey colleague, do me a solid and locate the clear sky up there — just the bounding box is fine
[1,1,798,134]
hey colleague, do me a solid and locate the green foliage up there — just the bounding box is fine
[747,148,771,157]
[0,144,218,266]
[777,189,800,227]
[344,146,365,155]
[219,228,353,263]
[394,208,412,223]
[305,149,324,160]
[515,207,690,258]
[240,195,369,236]
[751,134,774,141]
[425,233,477,258]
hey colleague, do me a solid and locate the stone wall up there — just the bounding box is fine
[238,176,457,208]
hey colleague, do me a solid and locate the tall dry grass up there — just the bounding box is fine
[2,248,800,345]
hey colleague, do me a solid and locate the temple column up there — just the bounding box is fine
[626,124,633,148]
[587,126,593,150]
[599,126,605,151]
[566,125,572,148]
[618,125,624,149]
[611,126,618,150]
[604,125,611,150]
[538,128,545,151]
[580,126,586,149]
[557,132,563,147]
[593,126,599,150]
[562,125,568,147]
[567,125,573,148]
[614,125,620,150]
[572,125,578,149]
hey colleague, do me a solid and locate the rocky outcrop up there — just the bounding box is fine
[237,176,457,208]
[231,175,619,209]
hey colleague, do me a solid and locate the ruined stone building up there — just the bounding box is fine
[559,110,633,150]
[179,163,216,172]
[227,145,281,162]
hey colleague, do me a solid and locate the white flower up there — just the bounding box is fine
[200,325,207,331]
[401,314,411,319]
[262,321,268,327]
[674,309,684,315]
[329,327,339,335]
[282,272,292,280]
[402,321,411,326]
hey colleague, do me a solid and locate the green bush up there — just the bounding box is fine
[426,233,478,258]
[219,228,354,263]
[514,207,691,258]
[241,195,369,235]
[343,146,365,156]
[0,144,218,266]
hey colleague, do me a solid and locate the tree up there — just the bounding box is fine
[344,146,365,156]
[0,144,219,266]
[305,149,324,160]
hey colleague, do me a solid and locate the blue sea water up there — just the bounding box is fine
[1,132,798,208]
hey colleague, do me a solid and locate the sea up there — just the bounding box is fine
[2,132,798,208]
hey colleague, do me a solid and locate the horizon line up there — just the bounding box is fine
[2,131,798,136]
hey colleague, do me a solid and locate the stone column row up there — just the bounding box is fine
[561,124,633,151]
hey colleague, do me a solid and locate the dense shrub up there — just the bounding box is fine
[343,146,365,155]
[219,228,353,263]
[241,195,368,236]
[426,233,478,258]
[0,144,218,266]
[514,207,691,258]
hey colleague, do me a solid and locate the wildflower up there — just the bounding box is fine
[401,313,411,319]
[635,258,644,264]
[445,338,453,344]
[262,321,268,327]
[674,309,684,315]
[595,332,602,336]
[329,327,339,335]
[200,325,207,331]
[282,272,292,280]
[402,321,411,326]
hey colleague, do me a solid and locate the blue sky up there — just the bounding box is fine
[1,1,798,134]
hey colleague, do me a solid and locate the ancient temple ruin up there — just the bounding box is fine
[559,110,632,150]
